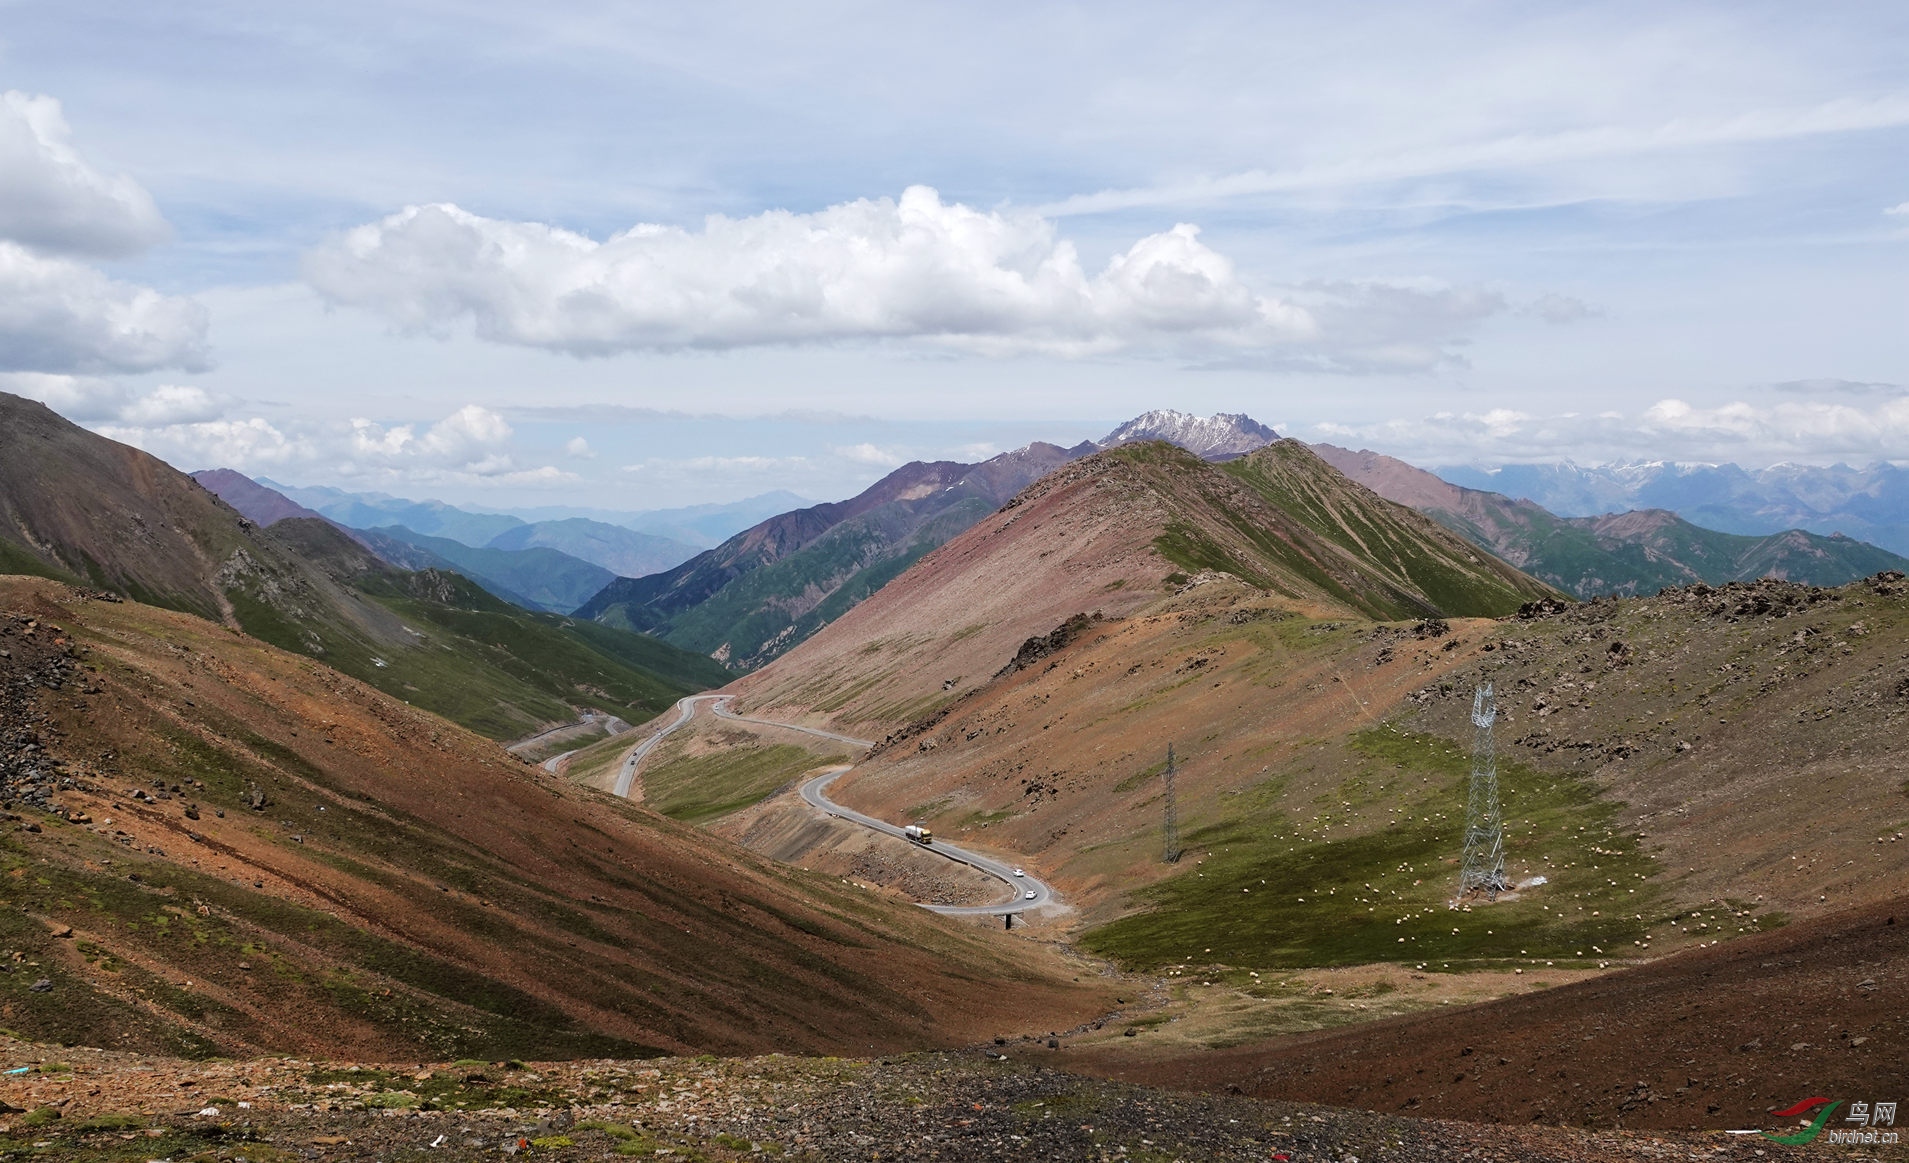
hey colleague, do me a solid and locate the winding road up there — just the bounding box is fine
[800,766,1054,916]
[616,694,1053,916]
[611,694,725,798]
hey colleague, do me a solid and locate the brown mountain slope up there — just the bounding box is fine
[577,441,1096,671]
[0,394,729,740]
[732,439,1558,735]
[1063,891,1909,1132]
[0,395,267,620]
[188,468,330,528]
[0,576,1102,1061]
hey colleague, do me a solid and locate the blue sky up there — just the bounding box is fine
[1,2,1906,506]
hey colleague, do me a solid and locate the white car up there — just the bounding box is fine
[1012,868,1025,877]
[1023,890,1037,900]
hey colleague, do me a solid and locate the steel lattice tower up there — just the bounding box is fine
[1457,683,1510,900]
[1162,744,1182,864]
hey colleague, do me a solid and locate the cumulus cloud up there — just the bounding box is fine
[0,92,168,259]
[92,402,574,488]
[1886,202,1909,216]
[832,442,905,467]
[0,95,203,376]
[0,242,208,373]
[95,416,313,470]
[564,435,595,458]
[3,373,224,424]
[345,405,533,478]
[305,187,1359,360]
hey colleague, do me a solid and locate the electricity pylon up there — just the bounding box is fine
[1457,683,1510,901]
[1162,744,1182,864]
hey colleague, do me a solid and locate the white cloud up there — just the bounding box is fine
[93,402,574,487]
[564,435,595,458]
[117,384,224,425]
[0,371,132,420]
[3,373,224,424]
[832,442,905,467]
[304,187,1346,360]
[0,92,168,259]
[0,242,208,373]
[1886,202,1909,216]
[346,404,524,477]
[96,416,313,469]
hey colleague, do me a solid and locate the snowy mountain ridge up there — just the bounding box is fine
[1097,409,1278,461]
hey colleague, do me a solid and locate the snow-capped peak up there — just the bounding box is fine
[1097,409,1278,461]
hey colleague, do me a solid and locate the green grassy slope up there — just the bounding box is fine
[1079,728,1694,972]
[264,521,728,739]
[655,499,994,668]
[1098,441,1559,620]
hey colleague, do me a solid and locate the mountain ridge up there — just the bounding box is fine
[1312,442,1909,595]
[0,393,726,740]
[730,437,1560,733]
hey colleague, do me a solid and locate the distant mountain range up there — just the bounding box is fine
[1315,445,1909,596]
[260,479,803,553]
[1436,459,1909,558]
[353,526,618,613]
[201,476,734,612]
[185,410,1909,676]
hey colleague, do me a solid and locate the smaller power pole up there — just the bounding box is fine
[1162,744,1182,863]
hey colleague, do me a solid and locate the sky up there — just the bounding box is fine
[1,1,1906,508]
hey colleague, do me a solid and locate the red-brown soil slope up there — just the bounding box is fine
[731,440,1556,736]
[0,576,1104,1062]
[1062,892,1909,1132]
[780,577,1495,918]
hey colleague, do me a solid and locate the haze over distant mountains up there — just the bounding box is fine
[1315,445,1909,598]
[260,479,802,554]
[191,409,1909,668]
[1438,460,1909,559]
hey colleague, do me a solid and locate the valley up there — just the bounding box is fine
[3,408,1905,1157]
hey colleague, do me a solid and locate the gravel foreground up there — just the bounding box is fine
[0,1040,1859,1162]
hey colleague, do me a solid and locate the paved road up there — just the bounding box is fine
[612,694,725,798]
[800,768,1053,917]
[514,710,632,769]
[709,696,875,747]
[622,694,1053,916]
